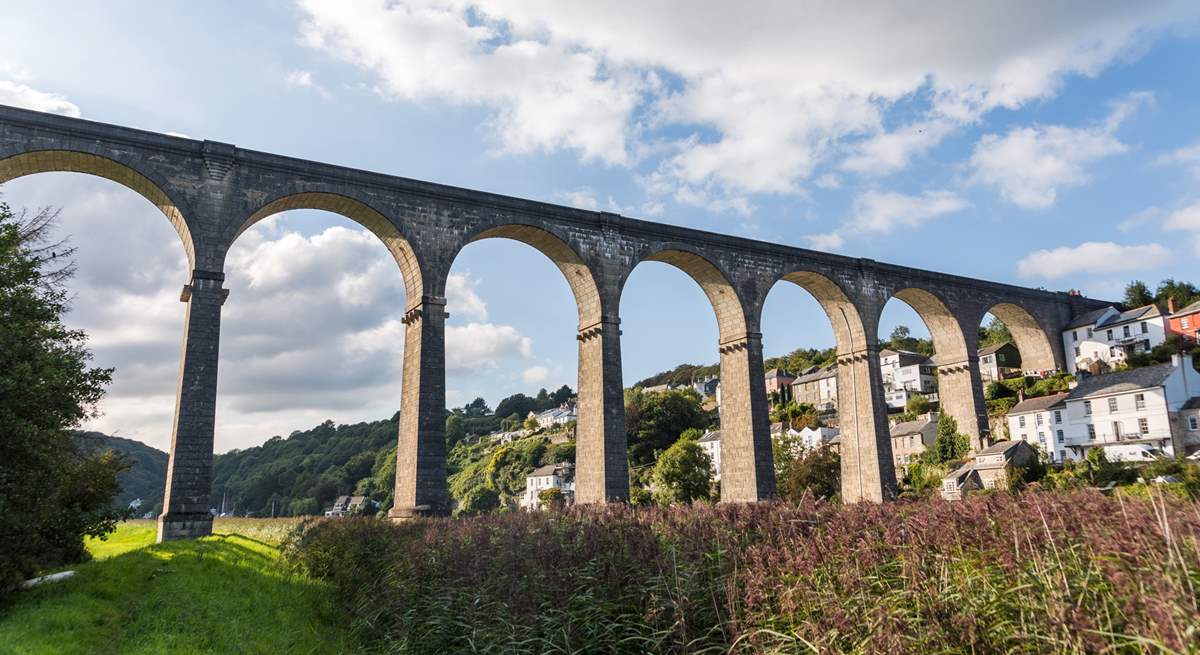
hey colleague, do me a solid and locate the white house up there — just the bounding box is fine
[979,342,1022,383]
[520,462,575,510]
[880,349,937,410]
[698,429,721,480]
[1061,355,1200,461]
[1061,304,1167,375]
[1006,355,1200,464]
[1006,391,1071,462]
[796,425,839,451]
[528,402,577,429]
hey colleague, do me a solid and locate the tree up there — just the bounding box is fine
[1155,278,1200,311]
[923,412,970,464]
[978,316,1013,348]
[495,394,537,421]
[0,203,126,592]
[523,415,540,431]
[537,487,565,509]
[463,397,491,417]
[456,486,500,516]
[651,435,713,505]
[445,413,466,448]
[905,394,932,416]
[625,387,709,466]
[1123,280,1154,308]
[887,324,933,355]
[551,384,573,405]
[778,447,840,502]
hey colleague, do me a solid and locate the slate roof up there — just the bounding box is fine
[977,440,1025,456]
[1172,299,1200,317]
[979,342,1018,357]
[1065,306,1115,329]
[792,364,838,384]
[528,464,560,478]
[765,368,795,379]
[1101,304,1162,328]
[1066,363,1174,400]
[698,429,721,443]
[1008,391,1069,415]
[890,417,934,437]
[1181,397,1200,411]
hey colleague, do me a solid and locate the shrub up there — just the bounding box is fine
[288,491,1200,654]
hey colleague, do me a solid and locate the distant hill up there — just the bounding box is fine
[76,431,168,512]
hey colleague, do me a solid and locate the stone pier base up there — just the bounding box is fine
[157,513,213,541]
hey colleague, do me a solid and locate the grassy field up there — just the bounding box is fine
[0,518,356,655]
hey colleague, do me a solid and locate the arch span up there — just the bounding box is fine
[234,192,423,301]
[0,149,195,267]
[891,287,969,363]
[634,247,748,342]
[776,271,868,354]
[985,302,1056,372]
[465,224,602,327]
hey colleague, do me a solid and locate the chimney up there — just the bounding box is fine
[1017,389,1026,402]
[1168,296,1177,314]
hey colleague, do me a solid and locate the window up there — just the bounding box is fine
[1113,421,1123,439]
[1087,424,1096,440]
[1123,325,1131,338]
[1054,410,1063,424]
[1074,346,1081,357]
[1072,330,1078,340]
[1036,413,1043,426]
[1087,328,1093,338]
[1138,418,1149,435]
[1018,415,1026,428]
[1109,346,1118,357]
[1106,329,1113,340]
[1190,416,1199,431]
[1038,432,1046,448]
[1059,450,1066,462]
[1141,321,1148,334]
[1183,317,1191,329]
[1108,397,1119,413]
[1084,401,1092,415]
[1056,429,1064,443]
[1135,393,1145,410]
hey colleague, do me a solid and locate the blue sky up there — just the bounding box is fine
[2,1,1200,451]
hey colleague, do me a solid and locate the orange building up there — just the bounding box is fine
[1167,298,1200,347]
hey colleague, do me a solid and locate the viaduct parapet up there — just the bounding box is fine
[0,105,1109,540]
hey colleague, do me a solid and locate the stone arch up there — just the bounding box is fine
[771,271,869,355]
[890,287,969,363]
[625,246,749,342]
[984,302,1057,372]
[462,223,602,328]
[232,192,423,303]
[0,149,195,267]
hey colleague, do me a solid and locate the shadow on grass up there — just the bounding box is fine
[0,533,357,655]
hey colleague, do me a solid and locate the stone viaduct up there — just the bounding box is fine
[0,105,1109,541]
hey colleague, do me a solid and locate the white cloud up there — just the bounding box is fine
[556,188,600,211]
[847,189,968,234]
[445,272,488,321]
[0,79,80,117]
[445,323,533,373]
[1016,241,1171,279]
[1116,206,1160,232]
[522,365,549,383]
[284,69,330,98]
[1165,201,1200,255]
[968,93,1148,209]
[1156,141,1200,176]
[840,119,956,176]
[298,1,1194,206]
[804,231,845,252]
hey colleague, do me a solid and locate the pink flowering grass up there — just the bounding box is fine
[284,490,1200,654]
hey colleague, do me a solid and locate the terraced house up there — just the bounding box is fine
[1062,304,1167,375]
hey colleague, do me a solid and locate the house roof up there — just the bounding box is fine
[1172,299,1200,317]
[1065,306,1115,330]
[792,364,838,384]
[1008,392,1069,415]
[943,462,976,483]
[890,417,934,437]
[977,440,1024,456]
[698,429,721,443]
[1099,304,1162,328]
[978,342,1015,357]
[529,464,560,477]
[1181,397,1200,411]
[1067,363,1174,400]
[765,368,795,379]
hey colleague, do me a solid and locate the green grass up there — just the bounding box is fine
[0,519,357,655]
